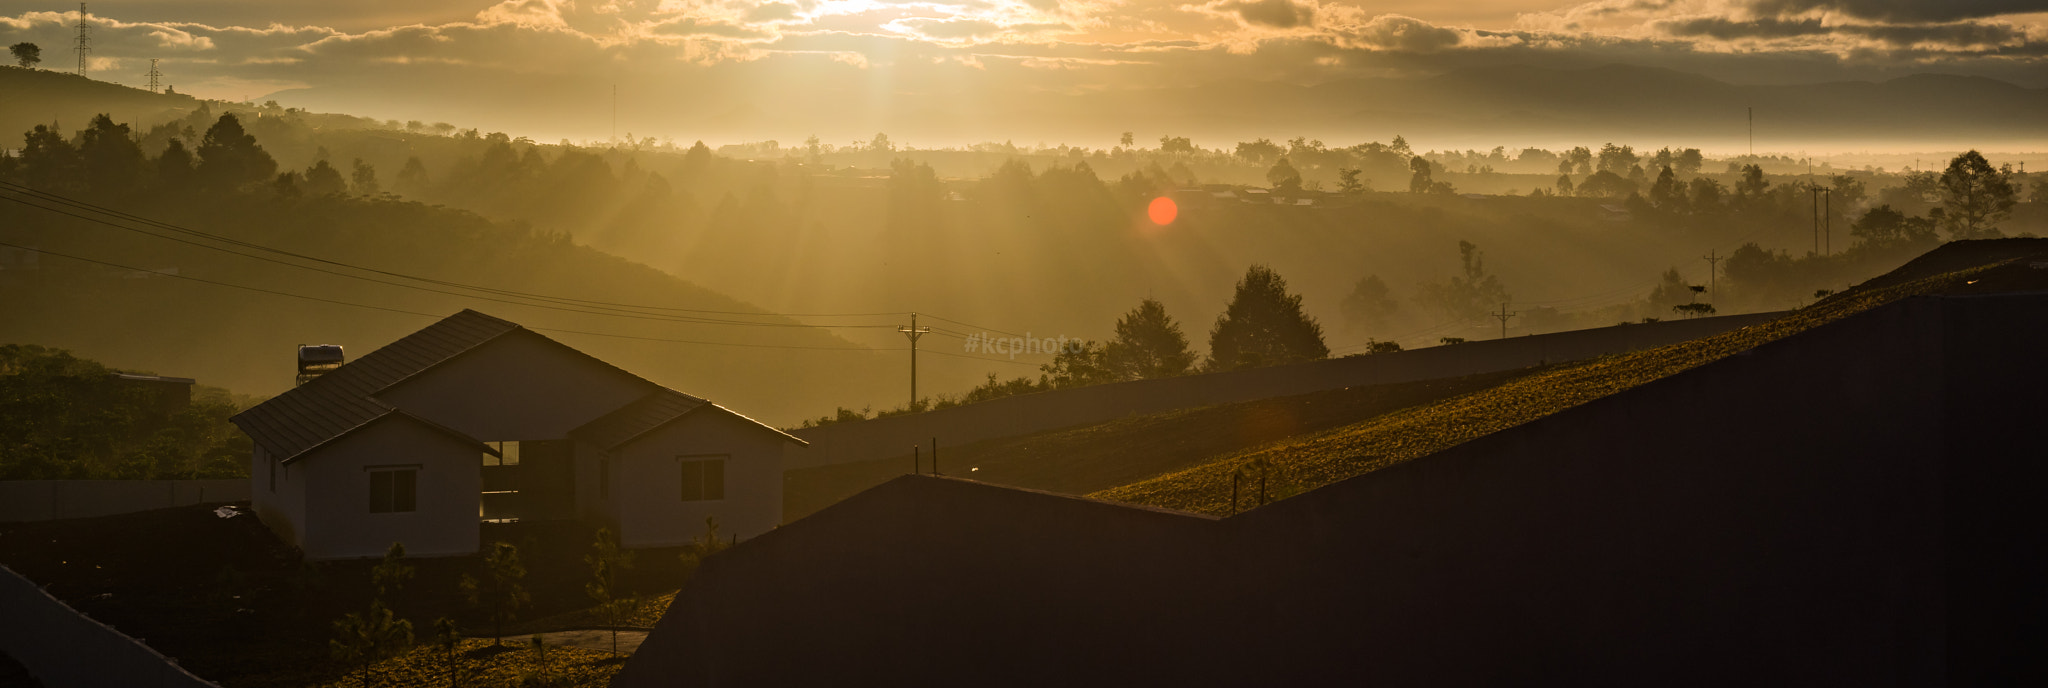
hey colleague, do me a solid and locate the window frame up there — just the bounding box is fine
[677,454,728,502]
[366,464,421,514]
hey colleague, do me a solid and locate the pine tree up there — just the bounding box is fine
[1207,265,1329,371]
[1106,298,1195,380]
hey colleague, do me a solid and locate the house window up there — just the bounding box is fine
[486,441,521,465]
[370,468,418,513]
[679,456,726,502]
[598,458,610,500]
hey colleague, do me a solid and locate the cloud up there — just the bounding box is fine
[1328,14,1469,51]
[1214,0,1318,29]
[1742,0,2048,23]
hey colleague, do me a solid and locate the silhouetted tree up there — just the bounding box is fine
[459,542,529,647]
[1266,157,1302,194]
[1938,150,2017,239]
[1647,165,1681,209]
[1207,265,1329,371]
[1850,205,1938,248]
[1341,274,1398,334]
[350,158,379,196]
[1576,170,1634,198]
[303,159,347,196]
[19,123,81,190]
[8,42,37,69]
[1415,240,1510,323]
[1554,174,1573,196]
[156,138,194,190]
[1337,167,1365,195]
[1236,138,1282,164]
[1647,268,1692,313]
[1119,131,1134,148]
[1688,177,1724,212]
[76,114,142,192]
[1105,298,1195,380]
[1733,164,1769,204]
[195,114,277,192]
[1408,156,1432,194]
[1674,148,1704,177]
[1042,341,1116,388]
[1158,135,1195,154]
[585,527,637,656]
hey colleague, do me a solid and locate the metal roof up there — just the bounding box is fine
[231,309,520,463]
[232,308,805,464]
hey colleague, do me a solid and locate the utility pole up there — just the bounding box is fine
[73,4,90,78]
[1746,106,1752,160]
[1702,250,1722,302]
[898,313,929,411]
[611,84,617,146]
[146,59,161,94]
[1824,187,1831,255]
[1491,303,1517,340]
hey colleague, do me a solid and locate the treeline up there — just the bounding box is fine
[0,344,248,480]
[802,264,1328,427]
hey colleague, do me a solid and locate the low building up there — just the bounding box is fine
[231,310,803,560]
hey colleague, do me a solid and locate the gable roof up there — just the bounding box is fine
[573,388,807,450]
[232,310,521,463]
[234,309,804,463]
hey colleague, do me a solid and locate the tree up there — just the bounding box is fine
[1207,265,1329,371]
[1104,298,1195,380]
[1414,240,1510,323]
[1674,148,1704,177]
[1407,156,1432,194]
[1340,274,1399,334]
[77,114,143,192]
[1235,138,1282,164]
[8,42,38,69]
[1576,170,1635,198]
[1850,204,1937,248]
[330,601,414,688]
[1646,268,1692,314]
[1688,176,1724,211]
[430,617,464,688]
[351,158,380,196]
[1337,167,1366,195]
[1554,174,1573,196]
[1938,150,2017,239]
[20,123,82,190]
[459,542,530,646]
[394,156,429,196]
[869,132,894,154]
[195,113,277,192]
[1595,143,1638,175]
[156,138,195,190]
[1041,340,1115,388]
[372,542,414,599]
[303,159,348,196]
[585,527,637,656]
[677,517,730,582]
[1647,165,1682,209]
[1562,146,1593,175]
[1733,164,1769,202]
[1158,135,1195,154]
[1266,157,1302,194]
[1119,131,1134,148]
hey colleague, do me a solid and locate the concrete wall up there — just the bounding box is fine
[0,479,249,523]
[300,416,481,560]
[376,330,651,443]
[612,410,787,548]
[0,565,221,687]
[616,295,2048,686]
[787,311,1783,469]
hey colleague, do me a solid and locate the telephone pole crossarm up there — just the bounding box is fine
[1491,303,1517,340]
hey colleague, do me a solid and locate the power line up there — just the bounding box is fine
[0,190,896,330]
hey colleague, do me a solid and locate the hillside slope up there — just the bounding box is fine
[1093,239,2048,514]
[783,368,1535,520]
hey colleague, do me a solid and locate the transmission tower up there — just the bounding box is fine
[73,3,91,77]
[146,59,162,94]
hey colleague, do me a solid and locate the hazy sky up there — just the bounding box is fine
[4,1,2045,146]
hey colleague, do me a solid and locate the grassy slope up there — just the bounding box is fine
[784,369,1537,521]
[1092,239,2048,515]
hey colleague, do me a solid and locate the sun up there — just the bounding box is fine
[1147,196,1177,225]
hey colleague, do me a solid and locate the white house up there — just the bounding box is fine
[232,309,804,560]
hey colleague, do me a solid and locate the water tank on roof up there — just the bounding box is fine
[297,344,344,386]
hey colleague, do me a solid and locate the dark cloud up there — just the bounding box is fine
[1219,0,1316,29]
[1662,15,2030,48]
[1744,0,2048,23]
[1661,16,1829,40]
[1335,15,1467,52]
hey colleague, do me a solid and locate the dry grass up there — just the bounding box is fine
[1092,256,2027,516]
[301,638,624,688]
